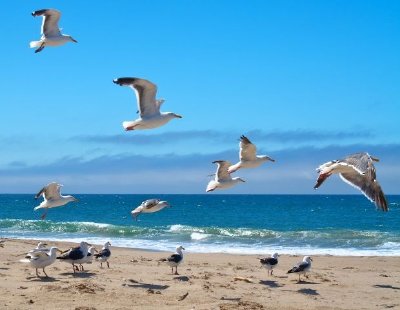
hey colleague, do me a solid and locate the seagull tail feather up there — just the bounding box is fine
[29,41,42,48]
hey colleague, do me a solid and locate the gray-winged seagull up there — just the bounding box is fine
[113,77,182,130]
[159,245,185,275]
[131,199,170,220]
[314,152,388,211]
[56,241,91,273]
[34,182,77,219]
[287,256,313,282]
[206,160,245,192]
[30,9,77,53]
[20,246,61,278]
[228,135,275,173]
[94,241,112,268]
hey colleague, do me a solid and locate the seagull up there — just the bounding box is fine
[27,242,49,254]
[314,152,388,211]
[131,199,170,220]
[287,256,313,282]
[206,160,245,192]
[94,241,111,268]
[113,77,182,130]
[34,182,78,219]
[20,246,60,278]
[30,9,77,53]
[228,135,275,173]
[159,245,185,275]
[259,253,279,276]
[57,241,91,273]
[78,246,97,271]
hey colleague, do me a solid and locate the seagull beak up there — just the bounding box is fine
[57,249,63,253]
[174,114,183,119]
[71,37,78,43]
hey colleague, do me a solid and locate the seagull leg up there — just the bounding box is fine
[35,43,45,53]
[171,267,173,274]
[271,269,273,276]
[36,268,40,277]
[174,267,179,275]
[80,264,84,271]
[41,210,48,220]
[107,261,110,268]
[298,274,301,282]
[42,268,49,278]
[100,262,103,268]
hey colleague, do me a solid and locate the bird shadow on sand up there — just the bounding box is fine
[60,272,96,278]
[259,280,284,288]
[294,280,320,285]
[26,276,59,282]
[173,275,190,282]
[297,288,319,296]
[0,267,9,270]
[373,284,400,290]
[124,279,169,290]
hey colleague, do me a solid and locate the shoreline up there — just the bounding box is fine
[1,238,399,309]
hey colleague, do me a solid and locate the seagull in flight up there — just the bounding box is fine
[30,9,77,53]
[113,77,182,131]
[34,182,78,219]
[131,199,170,220]
[314,152,388,211]
[228,135,275,173]
[206,160,245,192]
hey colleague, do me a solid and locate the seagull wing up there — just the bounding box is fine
[167,253,182,263]
[239,135,257,161]
[340,172,388,211]
[341,152,376,175]
[142,199,160,210]
[288,261,309,273]
[113,77,158,117]
[32,9,61,37]
[43,182,62,200]
[213,160,232,181]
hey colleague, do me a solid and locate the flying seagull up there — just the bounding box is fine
[287,256,313,282]
[159,245,185,275]
[20,246,61,278]
[113,77,182,130]
[259,252,279,276]
[314,152,388,211]
[206,160,245,192]
[131,199,170,220]
[228,135,275,173]
[34,182,77,219]
[30,9,77,53]
[94,241,112,268]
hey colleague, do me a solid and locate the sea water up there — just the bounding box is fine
[0,194,399,256]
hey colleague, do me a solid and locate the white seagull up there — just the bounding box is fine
[287,256,313,282]
[113,77,182,130]
[20,246,60,278]
[131,199,170,220]
[56,241,91,273]
[30,9,77,53]
[27,242,49,254]
[34,182,78,219]
[259,252,279,276]
[228,135,275,173]
[94,241,112,268]
[206,160,245,192]
[160,245,185,275]
[314,152,388,211]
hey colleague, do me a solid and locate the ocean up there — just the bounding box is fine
[0,194,399,256]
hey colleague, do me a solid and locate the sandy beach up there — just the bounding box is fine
[0,239,398,309]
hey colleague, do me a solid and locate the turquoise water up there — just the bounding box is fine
[0,194,399,255]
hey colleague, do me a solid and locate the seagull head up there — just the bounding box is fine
[159,201,170,208]
[176,245,185,252]
[104,241,111,248]
[272,253,279,259]
[303,256,312,262]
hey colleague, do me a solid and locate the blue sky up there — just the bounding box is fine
[0,1,399,194]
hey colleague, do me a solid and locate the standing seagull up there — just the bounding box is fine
[160,245,185,275]
[113,77,182,130]
[314,152,388,211]
[94,241,112,268]
[206,160,245,192]
[34,182,78,219]
[259,252,279,276]
[287,256,313,282]
[131,199,170,220]
[228,135,275,173]
[20,246,60,278]
[57,241,91,273]
[78,246,97,271]
[30,9,77,53]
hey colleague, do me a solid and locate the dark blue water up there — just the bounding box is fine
[0,194,399,255]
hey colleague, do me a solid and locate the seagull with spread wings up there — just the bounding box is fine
[113,77,182,131]
[30,9,77,53]
[131,199,170,220]
[228,135,275,173]
[314,152,388,211]
[34,182,77,219]
[206,160,245,192]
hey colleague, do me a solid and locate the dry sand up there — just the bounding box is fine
[0,238,399,309]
